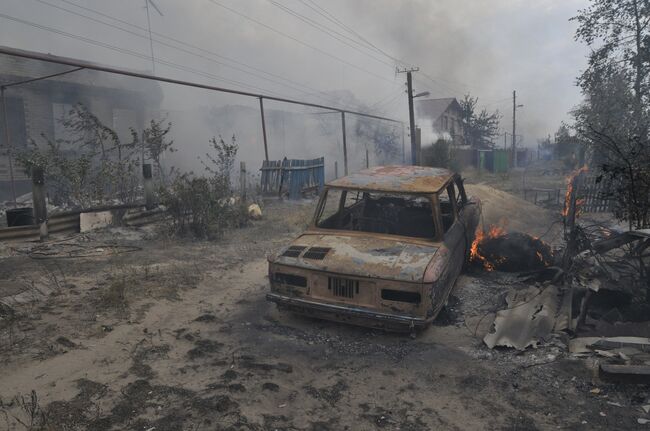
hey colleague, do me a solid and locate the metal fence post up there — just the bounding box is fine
[143,163,155,210]
[31,166,48,239]
[341,112,348,176]
[240,161,247,201]
[259,97,269,162]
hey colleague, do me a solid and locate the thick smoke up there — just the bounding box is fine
[0,0,589,176]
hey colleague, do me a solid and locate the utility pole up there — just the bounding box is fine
[397,67,419,165]
[512,90,517,168]
[511,90,523,168]
[341,111,348,175]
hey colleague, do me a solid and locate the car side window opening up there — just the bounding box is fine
[439,184,457,233]
[316,189,436,239]
[453,176,467,208]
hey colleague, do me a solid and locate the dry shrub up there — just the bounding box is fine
[160,135,248,239]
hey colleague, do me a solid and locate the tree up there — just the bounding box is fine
[139,119,175,184]
[573,0,650,125]
[355,116,401,164]
[572,0,650,229]
[459,95,501,148]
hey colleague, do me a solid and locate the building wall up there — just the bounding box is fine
[435,107,463,145]
[0,81,155,185]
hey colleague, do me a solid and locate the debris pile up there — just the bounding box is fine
[471,223,554,272]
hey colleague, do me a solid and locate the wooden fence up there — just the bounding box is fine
[579,175,614,213]
[260,157,325,200]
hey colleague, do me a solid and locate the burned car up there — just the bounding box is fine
[266,165,481,331]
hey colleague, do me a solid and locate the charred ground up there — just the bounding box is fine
[0,184,647,430]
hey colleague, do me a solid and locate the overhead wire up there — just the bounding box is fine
[0,12,289,98]
[267,0,396,69]
[275,0,508,107]
[299,0,410,67]
[34,0,352,108]
[205,0,399,86]
[298,0,482,97]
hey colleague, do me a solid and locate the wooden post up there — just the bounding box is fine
[31,166,48,238]
[415,127,422,166]
[334,161,338,179]
[341,111,348,175]
[402,123,406,165]
[143,163,155,210]
[240,161,247,201]
[365,148,369,169]
[259,97,269,162]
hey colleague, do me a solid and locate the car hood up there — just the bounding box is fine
[272,233,439,283]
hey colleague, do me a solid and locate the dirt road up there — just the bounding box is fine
[0,193,645,430]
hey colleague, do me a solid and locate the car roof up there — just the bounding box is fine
[327,165,454,194]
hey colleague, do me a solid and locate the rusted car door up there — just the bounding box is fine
[453,175,480,256]
[442,182,466,285]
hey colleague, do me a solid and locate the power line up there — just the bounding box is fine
[267,0,396,69]
[48,0,361,109]
[0,12,290,97]
[33,0,349,108]
[299,0,409,67]
[296,0,480,97]
[206,0,398,85]
[0,44,402,124]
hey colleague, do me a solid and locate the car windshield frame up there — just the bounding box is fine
[311,186,441,242]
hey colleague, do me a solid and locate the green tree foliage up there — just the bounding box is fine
[16,104,143,207]
[573,0,650,229]
[130,119,175,185]
[459,95,501,149]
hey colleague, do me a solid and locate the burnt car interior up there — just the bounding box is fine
[316,189,436,239]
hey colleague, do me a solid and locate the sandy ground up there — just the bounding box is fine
[0,188,647,430]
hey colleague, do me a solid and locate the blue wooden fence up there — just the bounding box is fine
[260,157,325,199]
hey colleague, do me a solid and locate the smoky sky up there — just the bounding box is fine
[0,0,589,146]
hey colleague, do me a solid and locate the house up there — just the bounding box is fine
[415,97,464,146]
[0,55,162,199]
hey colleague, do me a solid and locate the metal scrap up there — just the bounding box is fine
[484,285,560,350]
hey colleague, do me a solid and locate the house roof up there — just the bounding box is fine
[415,97,461,122]
[327,165,454,194]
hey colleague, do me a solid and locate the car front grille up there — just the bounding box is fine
[328,276,359,299]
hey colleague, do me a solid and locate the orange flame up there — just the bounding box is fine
[470,219,508,271]
[562,166,588,217]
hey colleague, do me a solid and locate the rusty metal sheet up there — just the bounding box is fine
[327,165,453,194]
[274,233,438,283]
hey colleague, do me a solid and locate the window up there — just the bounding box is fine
[316,189,435,239]
[439,184,456,233]
[0,96,26,149]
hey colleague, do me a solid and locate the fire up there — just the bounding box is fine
[470,219,508,271]
[470,218,553,271]
[562,165,588,217]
